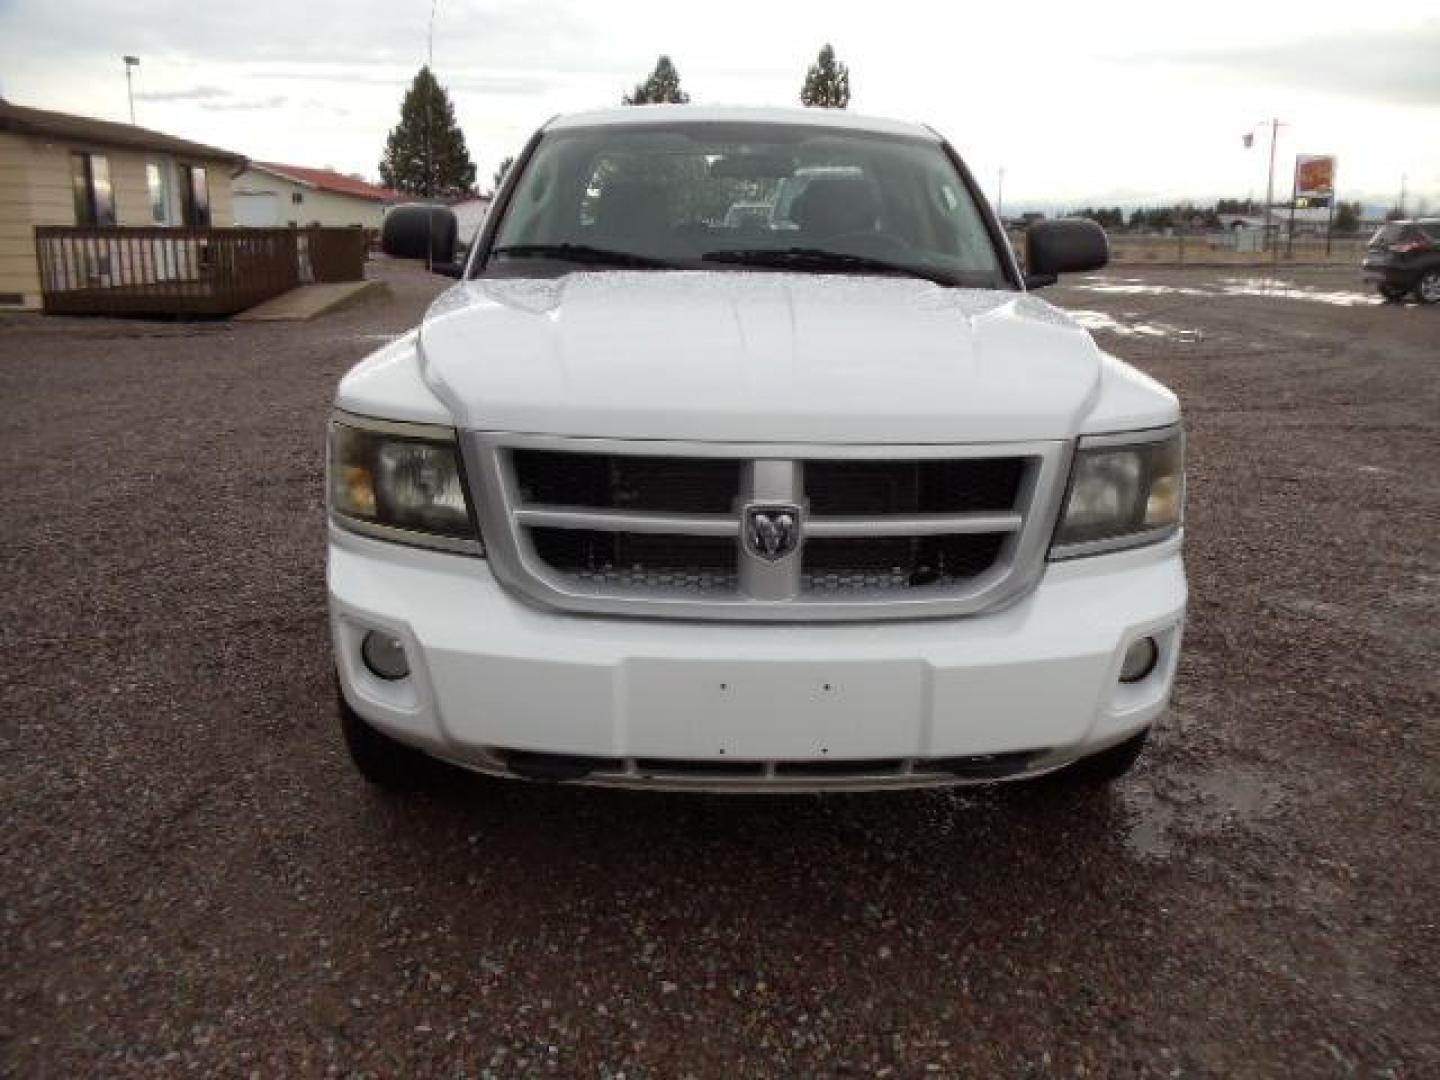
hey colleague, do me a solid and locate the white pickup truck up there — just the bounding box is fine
[329,106,1186,793]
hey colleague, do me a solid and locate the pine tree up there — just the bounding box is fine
[623,56,690,105]
[800,44,850,109]
[379,67,477,198]
[1333,200,1360,234]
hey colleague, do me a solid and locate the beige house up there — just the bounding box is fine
[0,98,244,310]
[233,163,400,230]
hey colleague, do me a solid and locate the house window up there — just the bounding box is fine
[291,192,304,205]
[180,165,211,229]
[70,152,116,227]
[145,161,173,224]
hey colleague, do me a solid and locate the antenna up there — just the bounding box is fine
[425,0,437,269]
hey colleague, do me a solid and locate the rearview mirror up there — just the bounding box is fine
[708,152,796,180]
[1024,218,1109,288]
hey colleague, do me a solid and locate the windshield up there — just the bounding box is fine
[1369,223,1415,246]
[483,121,1009,288]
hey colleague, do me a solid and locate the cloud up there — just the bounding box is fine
[135,84,229,102]
[1139,23,1440,105]
[199,94,288,111]
[0,0,598,68]
[265,66,564,97]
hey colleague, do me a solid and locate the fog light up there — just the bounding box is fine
[361,630,410,681]
[1119,636,1159,683]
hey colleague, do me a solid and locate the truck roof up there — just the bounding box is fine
[544,105,939,142]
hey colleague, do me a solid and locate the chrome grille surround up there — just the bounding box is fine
[463,433,1073,622]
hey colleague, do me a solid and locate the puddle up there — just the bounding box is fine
[1072,274,1379,308]
[1191,770,1284,818]
[1119,764,1287,861]
[1214,277,1377,307]
[1073,281,1207,296]
[1068,309,1202,341]
[1120,785,1180,859]
[1277,595,1345,619]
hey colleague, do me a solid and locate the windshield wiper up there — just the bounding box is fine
[701,247,960,287]
[489,243,676,270]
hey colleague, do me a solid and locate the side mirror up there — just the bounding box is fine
[381,203,459,265]
[1024,218,1109,288]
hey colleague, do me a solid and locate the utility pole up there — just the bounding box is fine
[427,0,436,70]
[123,55,140,124]
[425,0,436,199]
[424,0,438,268]
[1259,118,1285,268]
[1286,157,1299,259]
[996,167,1005,221]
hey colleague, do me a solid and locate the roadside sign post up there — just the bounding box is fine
[1292,154,1337,263]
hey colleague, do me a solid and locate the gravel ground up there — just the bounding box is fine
[2,261,1437,1077]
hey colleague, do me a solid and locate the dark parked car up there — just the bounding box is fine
[1362,219,1440,303]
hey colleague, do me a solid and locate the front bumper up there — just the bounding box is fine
[329,526,1186,791]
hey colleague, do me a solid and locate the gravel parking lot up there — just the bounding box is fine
[3,261,1437,1076]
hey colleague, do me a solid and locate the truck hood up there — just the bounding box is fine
[417,271,1113,443]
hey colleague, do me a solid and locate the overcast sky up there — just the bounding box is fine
[2,0,1436,209]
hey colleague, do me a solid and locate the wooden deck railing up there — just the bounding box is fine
[302,228,368,284]
[34,226,368,317]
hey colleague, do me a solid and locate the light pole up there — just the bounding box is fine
[1245,118,1286,265]
[123,55,140,124]
[996,166,1005,221]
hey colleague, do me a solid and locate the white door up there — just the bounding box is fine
[235,192,281,227]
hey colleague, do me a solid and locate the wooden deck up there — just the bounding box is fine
[34,226,367,317]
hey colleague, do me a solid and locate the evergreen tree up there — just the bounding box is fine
[623,56,690,105]
[800,44,850,108]
[1332,201,1361,233]
[379,66,477,198]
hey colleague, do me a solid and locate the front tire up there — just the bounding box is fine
[1415,270,1440,305]
[1054,728,1150,785]
[337,683,433,790]
[1378,283,1409,303]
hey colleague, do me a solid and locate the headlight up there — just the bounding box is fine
[328,413,482,554]
[1051,427,1183,557]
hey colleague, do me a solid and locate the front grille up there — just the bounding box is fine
[513,449,740,513]
[469,435,1069,620]
[804,458,1025,515]
[531,528,738,593]
[802,534,1007,593]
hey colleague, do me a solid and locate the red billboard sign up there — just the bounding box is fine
[1294,155,1336,208]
